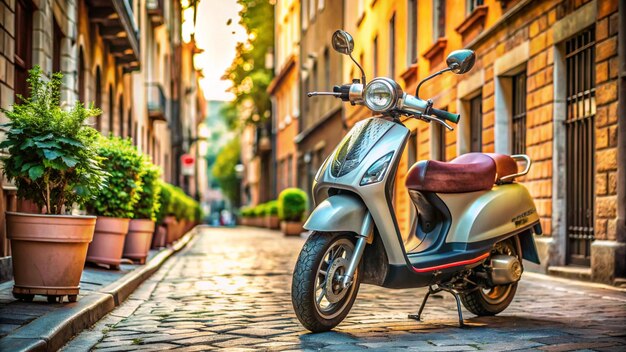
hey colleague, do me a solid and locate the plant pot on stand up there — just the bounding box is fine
[7,213,96,303]
[123,219,155,264]
[86,216,130,270]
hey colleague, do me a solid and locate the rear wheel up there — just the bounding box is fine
[460,239,519,316]
[291,232,361,332]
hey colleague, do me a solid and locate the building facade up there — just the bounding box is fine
[0,0,206,280]
[297,0,345,204]
[269,0,300,194]
[336,0,623,284]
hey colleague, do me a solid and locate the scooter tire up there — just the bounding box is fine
[460,282,518,316]
[291,232,361,333]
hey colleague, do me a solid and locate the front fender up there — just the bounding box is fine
[304,194,370,236]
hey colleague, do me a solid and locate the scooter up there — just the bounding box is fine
[291,30,541,333]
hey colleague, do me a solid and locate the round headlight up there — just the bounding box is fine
[364,78,400,112]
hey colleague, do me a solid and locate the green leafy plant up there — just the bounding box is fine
[265,200,278,216]
[87,136,144,218]
[133,158,161,221]
[278,188,308,222]
[0,66,105,214]
[240,206,253,217]
[156,180,173,223]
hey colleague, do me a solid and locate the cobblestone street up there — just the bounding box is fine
[63,227,626,351]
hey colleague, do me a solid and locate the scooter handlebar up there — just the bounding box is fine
[429,107,460,124]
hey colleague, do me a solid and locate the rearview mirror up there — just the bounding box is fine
[332,30,354,55]
[446,49,476,74]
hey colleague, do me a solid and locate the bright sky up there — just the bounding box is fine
[194,0,247,102]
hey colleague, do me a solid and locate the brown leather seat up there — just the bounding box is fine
[406,153,518,193]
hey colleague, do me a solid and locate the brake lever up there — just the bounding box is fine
[425,115,454,131]
[307,92,343,98]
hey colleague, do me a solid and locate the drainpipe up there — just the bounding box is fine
[617,0,626,248]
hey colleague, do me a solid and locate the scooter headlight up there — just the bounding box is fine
[360,152,394,185]
[364,78,401,112]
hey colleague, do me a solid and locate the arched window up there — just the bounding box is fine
[95,67,102,131]
[78,48,85,103]
[108,85,114,135]
[118,95,124,137]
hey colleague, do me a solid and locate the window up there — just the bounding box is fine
[118,95,124,137]
[323,48,330,92]
[433,0,446,41]
[511,72,527,154]
[309,0,316,21]
[78,48,86,103]
[128,109,133,139]
[433,106,448,161]
[95,67,102,131]
[53,20,63,73]
[287,155,293,187]
[15,0,33,100]
[407,0,418,65]
[467,0,484,14]
[469,95,482,152]
[108,85,114,135]
[565,26,596,266]
[407,131,417,169]
[373,36,378,77]
[388,14,395,78]
[318,0,325,10]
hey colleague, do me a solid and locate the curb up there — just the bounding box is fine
[0,227,198,352]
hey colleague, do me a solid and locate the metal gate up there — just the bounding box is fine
[565,26,595,266]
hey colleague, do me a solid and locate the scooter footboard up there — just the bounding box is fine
[303,194,371,236]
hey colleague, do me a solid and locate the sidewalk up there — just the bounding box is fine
[0,228,199,352]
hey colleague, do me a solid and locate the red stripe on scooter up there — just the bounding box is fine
[412,252,490,273]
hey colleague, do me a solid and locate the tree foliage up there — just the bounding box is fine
[212,137,241,206]
[222,0,274,129]
[0,66,105,214]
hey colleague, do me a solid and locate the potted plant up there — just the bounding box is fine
[239,206,252,226]
[265,200,280,229]
[123,158,160,264]
[1,67,105,302]
[254,204,266,227]
[86,136,144,269]
[278,188,308,236]
[153,180,172,248]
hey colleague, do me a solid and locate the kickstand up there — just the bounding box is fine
[408,285,465,327]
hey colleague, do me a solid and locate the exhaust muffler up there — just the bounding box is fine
[489,255,522,285]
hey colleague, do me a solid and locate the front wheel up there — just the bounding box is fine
[291,232,361,332]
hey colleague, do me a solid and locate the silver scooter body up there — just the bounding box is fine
[304,116,540,288]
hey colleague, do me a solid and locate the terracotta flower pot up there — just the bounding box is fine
[281,221,304,236]
[86,216,130,269]
[123,219,155,264]
[164,216,178,244]
[6,212,96,301]
[265,215,280,229]
[152,225,167,248]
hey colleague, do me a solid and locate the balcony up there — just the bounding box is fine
[146,0,165,26]
[87,0,140,71]
[146,83,167,122]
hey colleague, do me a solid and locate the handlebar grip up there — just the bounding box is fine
[430,108,460,124]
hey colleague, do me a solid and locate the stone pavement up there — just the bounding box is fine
[0,250,163,338]
[63,227,626,351]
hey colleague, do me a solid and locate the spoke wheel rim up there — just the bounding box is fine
[313,238,357,320]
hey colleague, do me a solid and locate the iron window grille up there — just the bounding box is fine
[511,72,527,155]
[565,26,596,266]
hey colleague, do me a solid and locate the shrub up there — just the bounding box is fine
[253,203,266,217]
[0,66,105,214]
[278,188,308,222]
[87,136,144,218]
[239,206,252,217]
[265,200,279,216]
[156,180,173,223]
[133,158,161,221]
